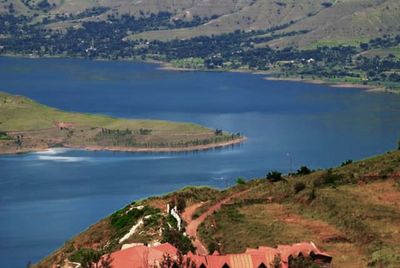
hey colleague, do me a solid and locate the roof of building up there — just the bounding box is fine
[103,241,331,268]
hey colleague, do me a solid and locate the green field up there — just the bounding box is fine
[0,92,242,153]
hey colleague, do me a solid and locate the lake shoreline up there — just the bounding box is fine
[157,61,397,94]
[0,137,246,155]
[1,54,396,94]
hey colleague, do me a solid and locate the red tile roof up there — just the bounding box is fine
[104,242,331,268]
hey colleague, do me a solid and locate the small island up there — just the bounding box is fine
[0,92,245,154]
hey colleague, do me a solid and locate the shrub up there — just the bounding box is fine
[289,255,321,268]
[341,160,353,166]
[207,241,219,254]
[293,182,306,194]
[368,248,400,267]
[176,195,186,213]
[162,228,195,254]
[398,139,400,150]
[0,131,12,140]
[313,169,341,187]
[270,255,282,268]
[69,248,108,268]
[266,171,283,182]
[110,205,160,232]
[296,166,312,175]
[236,177,246,185]
[308,188,317,201]
[225,207,245,222]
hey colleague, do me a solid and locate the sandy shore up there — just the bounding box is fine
[67,137,247,153]
[0,137,247,155]
[263,76,394,93]
[156,61,397,93]
[4,54,397,94]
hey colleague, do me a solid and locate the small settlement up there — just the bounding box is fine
[102,241,332,268]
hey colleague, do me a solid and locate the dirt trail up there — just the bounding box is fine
[182,190,250,255]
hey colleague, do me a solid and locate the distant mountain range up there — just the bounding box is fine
[2,0,400,48]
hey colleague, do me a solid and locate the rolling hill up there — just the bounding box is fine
[2,0,399,48]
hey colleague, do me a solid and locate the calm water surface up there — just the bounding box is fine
[1,57,400,267]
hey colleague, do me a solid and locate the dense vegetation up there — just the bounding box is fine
[1,13,399,91]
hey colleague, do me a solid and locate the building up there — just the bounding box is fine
[103,242,332,268]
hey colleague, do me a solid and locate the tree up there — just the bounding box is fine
[176,195,186,213]
[160,251,196,268]
[236,177,246,185]
[70,248,112,268]
[296,166,312,175]
[341,160,353,166]
[289,255,321,268]
[162,228,195,254]
[266,171,282,182]
[270,255,282,268]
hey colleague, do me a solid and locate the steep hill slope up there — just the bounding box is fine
[37,149,400,268]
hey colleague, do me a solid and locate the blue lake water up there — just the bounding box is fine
[1,57,400,267]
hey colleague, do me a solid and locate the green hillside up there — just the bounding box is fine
[36,149,400,267]
[0,92,243,154]
[2,0,399,48]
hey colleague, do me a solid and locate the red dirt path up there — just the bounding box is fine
[182,190,250,255]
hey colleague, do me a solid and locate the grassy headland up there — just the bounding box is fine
[0,92,244,154]
[37,150,400,268]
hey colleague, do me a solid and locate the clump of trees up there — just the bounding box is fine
[160,251,197,268]
[341,160,353,166]
[295,166,312,176]
[162,228,195,254]
[266,171,283,182]
[236,177,246,185]
[69,248,112,268]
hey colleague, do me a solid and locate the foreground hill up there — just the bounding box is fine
[37,149,400,267]
[0,92,243,154]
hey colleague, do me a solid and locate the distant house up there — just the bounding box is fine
[102,242,332,268]
[54,121,77,130]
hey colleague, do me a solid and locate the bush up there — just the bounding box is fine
[69,248,106,268]
[296,166,312,175]
[308,188,317,201]
[207,241,219,254]
[236,177,246,185]
[162,228,195,254]
[398,140,400,150]
[0,131,12,140]
[225,207,245,222]
[110,205,160,231]
[176,195,186,213]
[266,171,283,182]
[313,169,341,187]
[293,182,306,194]
[341,160,353,166]
[368,248,400,267]
[289,255,321,268]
